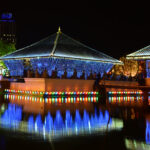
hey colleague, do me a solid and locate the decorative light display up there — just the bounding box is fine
[1,13,12,19]
[146,60,150,78]
[4,89,99,97]
[108,90,143,95]
[4,94,99,103]
[108,96,143,104]
[30,58,113,79]
[4,57,113,78]
[108,90,144,104]
[4,60,24,76]
[146,120,150,144]
[0,104,22,128]
[0,103,123,139]
[148,96,150,105]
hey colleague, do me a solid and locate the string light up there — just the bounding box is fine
[4,94,98,104]
[4,89,99,97]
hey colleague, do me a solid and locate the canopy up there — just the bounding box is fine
[0,28,122,64]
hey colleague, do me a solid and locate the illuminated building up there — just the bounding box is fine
[0,27,122,78]
[126,45,150,85]
[111,57,138,77]
[0,27,122,92]
[0,13,16,43]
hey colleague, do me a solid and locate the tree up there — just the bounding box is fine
[0,40,16,75]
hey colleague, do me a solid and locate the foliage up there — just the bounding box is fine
[0,40,16,56]
[0,40,16,75]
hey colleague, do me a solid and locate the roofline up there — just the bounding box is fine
[126,55,150,60]
[0,55,123,65]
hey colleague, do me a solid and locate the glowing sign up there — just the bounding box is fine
[1,13,12,19]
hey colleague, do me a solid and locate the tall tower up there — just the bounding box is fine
[0,13,16,43]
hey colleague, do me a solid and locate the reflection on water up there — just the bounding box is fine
[2,90,150,149]
[146,120,150,144]
[125,138,150,150]
[108,96,143,105]
[4,94,98,103]
[108,90,144,105]
[0,103,123,140]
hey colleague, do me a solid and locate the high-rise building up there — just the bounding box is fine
[0,13,16,43]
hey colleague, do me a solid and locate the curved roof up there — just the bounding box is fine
[0,29,122,64]
[126,45,150,60]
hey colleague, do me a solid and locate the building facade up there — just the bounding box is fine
[126,45,150,85]
[0,13,16,43]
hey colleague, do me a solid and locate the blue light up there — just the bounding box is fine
[4,57,113,77]
[28,115,34,132]
[74,109,82,131]
[0,104,114,137]
[29,58,113,79]
[4,60,24,76]
[35,114,43,132]
[146,60,150,78]
[1,13,12,19]
[146,120,150,144]
[65,110,73,129]
[44,112,53,132]
[1,104,22,128]
[54,110,64,130]
[83,109,90,128]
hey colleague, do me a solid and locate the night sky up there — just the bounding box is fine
[0,2,150,59]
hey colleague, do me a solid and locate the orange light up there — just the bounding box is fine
[59,98,61,103]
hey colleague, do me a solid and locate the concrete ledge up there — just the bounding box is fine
[10,78,95,92]
[100,80,138,86]
[145,78,150,86]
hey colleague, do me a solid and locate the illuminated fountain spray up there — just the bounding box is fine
[28,115,34,132]
[0,103,124,141]
[83,109,90,129]
[1,104,22,128]
[146,120,150,144]
[98,110,110,126]
[74,109,82,132]
[35,114,43,132]
[44,112,53,132]
[54,110,64,130]
[65,110,73,129]
[90,108,98,127]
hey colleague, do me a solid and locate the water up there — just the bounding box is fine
[0,93,150,150]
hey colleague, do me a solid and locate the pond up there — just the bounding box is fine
[0,92,150,150]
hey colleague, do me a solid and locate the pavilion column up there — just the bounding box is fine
[51,68,57,78]
[87,71,94,80]
[35,69,40,78]
[27,70,33,78]
[42,69,48,78]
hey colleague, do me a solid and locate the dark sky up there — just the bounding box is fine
[0,2,150,59]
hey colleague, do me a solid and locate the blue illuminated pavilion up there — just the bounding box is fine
[0,28,122,79]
